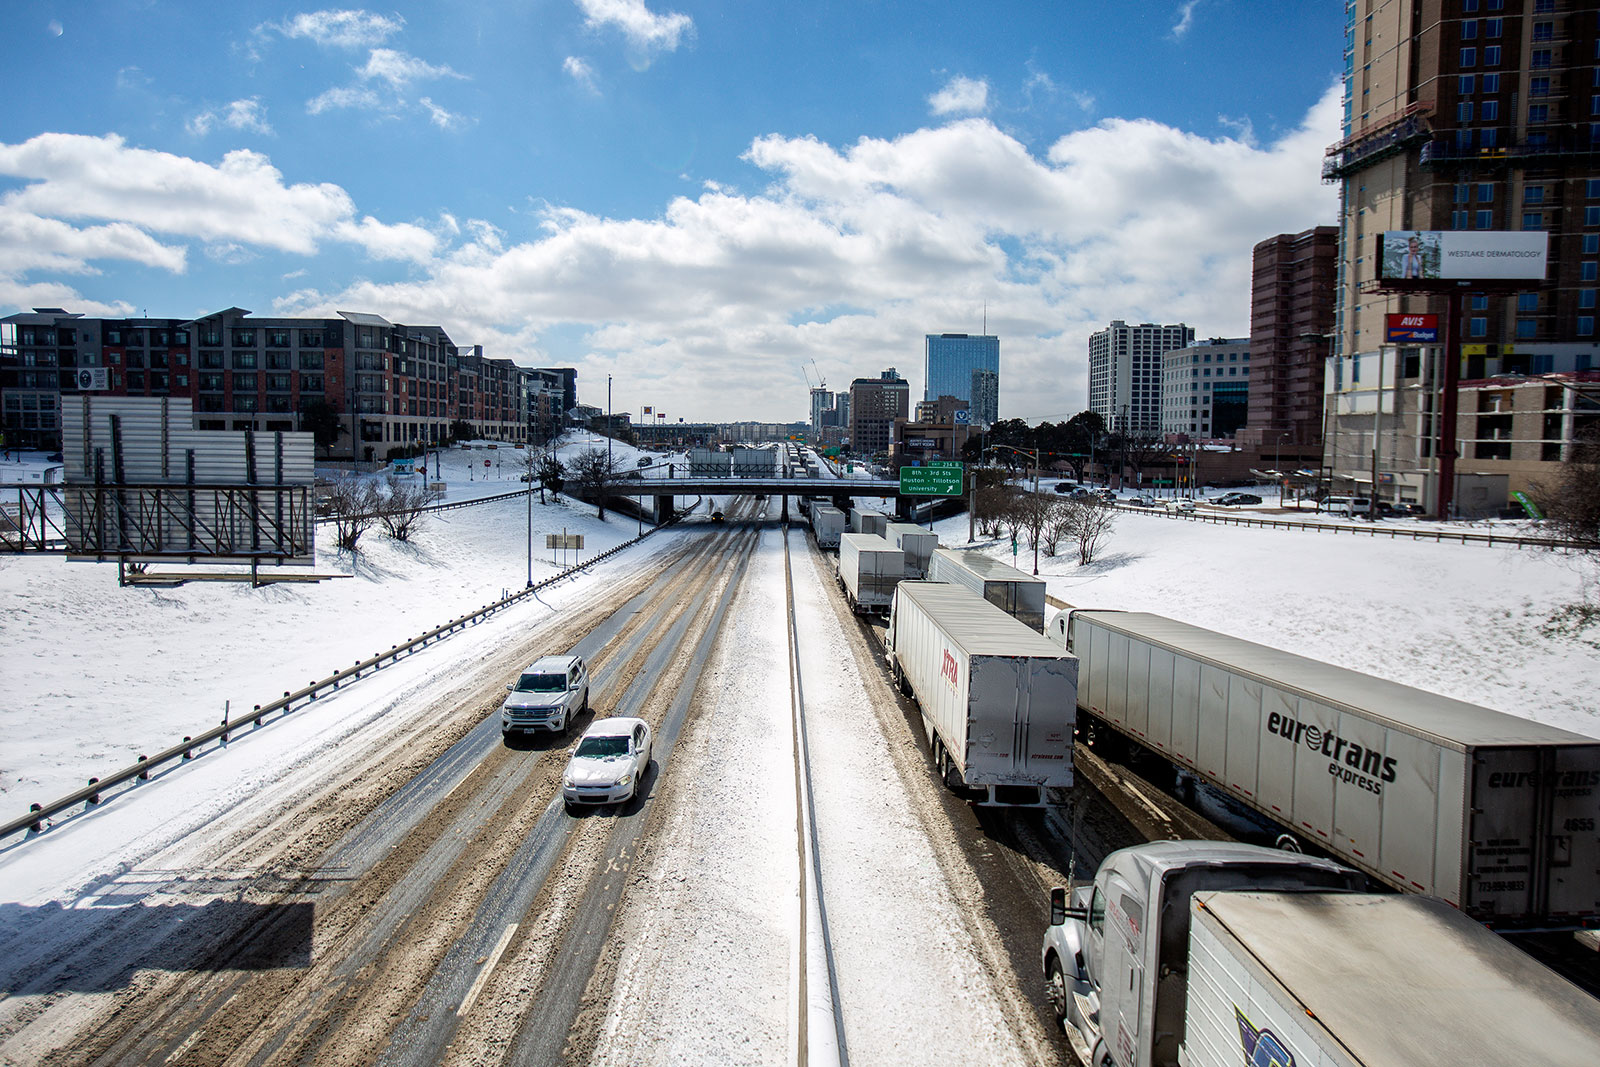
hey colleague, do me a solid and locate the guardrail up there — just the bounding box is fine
[0,501,698,845]
[1111,502,1591,551]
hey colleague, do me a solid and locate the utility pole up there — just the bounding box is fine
[1370,348,1385,520]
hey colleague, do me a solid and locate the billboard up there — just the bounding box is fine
[1385,313,1439,343]
[1380,231,1547,281]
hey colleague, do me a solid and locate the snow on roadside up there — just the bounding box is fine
[0,456,667,808]
[934,508,1600,739]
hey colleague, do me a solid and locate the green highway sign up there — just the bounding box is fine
[899,462,964,496]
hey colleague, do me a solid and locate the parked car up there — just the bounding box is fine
[1165,498,1195,513]
[1215,492,1263,506]
[1391,501,1427,516]
[1320,495,1373,516]
[503,655,589,738]
[563,717,654,810]
[1128,495,1158,508]
[1054,482,1076,494]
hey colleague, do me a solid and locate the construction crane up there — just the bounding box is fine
[801,357,827,391]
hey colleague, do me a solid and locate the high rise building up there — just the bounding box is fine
[1242,227,1338,449]
[1322,0,1600,511]
[1088,321,1194,436]
[1160,338,1252,439]
[923,333,999,427]
[810,387,834,435]
[848,368,909,456]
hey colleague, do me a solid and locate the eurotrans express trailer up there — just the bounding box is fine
[889,581,1076,805]
[1180,892,1600,1067]
[1064,609,1600,926]
[927,548,1047,632]
[837,533,904,613]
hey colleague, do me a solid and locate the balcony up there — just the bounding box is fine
[1420,130,1600,168]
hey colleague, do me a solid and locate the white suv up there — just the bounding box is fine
[503,654,589,738]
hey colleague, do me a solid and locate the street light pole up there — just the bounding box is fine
[526,463,533,588]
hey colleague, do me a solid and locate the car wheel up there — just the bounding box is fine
[1275,832,1304,854]
[1045,956,1069,1027]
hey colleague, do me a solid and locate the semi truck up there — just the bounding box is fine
[927,548,1047,632]
[837,532,903,613]
[1054,609,1600,927]
[887,581,1076,805]
[810,505,846,548]
[1042,841,1600,1067]
[849,507,888,536]
[884,521,939,578]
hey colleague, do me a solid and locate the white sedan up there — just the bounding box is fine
[562,717,654,810]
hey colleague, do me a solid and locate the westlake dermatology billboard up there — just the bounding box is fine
[1380,230,1548,281]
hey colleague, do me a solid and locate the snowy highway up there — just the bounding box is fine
[0,499,1083,1066]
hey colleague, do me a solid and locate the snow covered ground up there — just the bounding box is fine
[933,506,1600,739]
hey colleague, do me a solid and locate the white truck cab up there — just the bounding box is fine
[1041,841,1361,1067]
[502,654,589,738]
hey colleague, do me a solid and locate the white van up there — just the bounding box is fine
[1320,495,1372,516]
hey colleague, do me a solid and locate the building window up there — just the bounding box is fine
[1531,49,1551,69]
[1583,262,1598,281]
[1477,210,1494,228]
[1525,186,1545,204]
[233,351,257,369]
[1471,294,1489,311]
[1477,183,1495,202]
[1463,0,1478,10]
[299,352,324,370]
[1583,290,1598,309]
[1459,75,1475,94]
[1461,48,1476,67]
[1481,127,1498,147]
[1580,316,1596,337]
[1457,101,1474,122]
[1518,293,1539,312]
[1484,45,1501,66]
[1529,104,1550,124]
[233,373,257,392]
[1516,320,1537,339]
[1531,76,1550,97]
[231,329,255,347]
[1523,212,1544,230]
[1454,183,1470,203]
[1532,21,1552,42]
[1481,100,1499,121]
[1471,317,1488,338]
[1587,206,1600,226]
[1486,17,1502,38]
[1587,234,1600,253]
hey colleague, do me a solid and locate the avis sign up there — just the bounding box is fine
[1385,313,1438,343]
[899,461,963,496]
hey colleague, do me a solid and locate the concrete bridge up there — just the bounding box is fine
[603,475,910,523]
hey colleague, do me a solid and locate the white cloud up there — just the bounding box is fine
[205,242,257,265]
[359,48,465,90]
[929,76,989,116]
[47,20,64,38]
[419,97,465,130]
[0,132,432,268]
[564,56,600,94]
[269,85,1339,423]
[307,85,382,114]
[269,9,404,49]
[575,0,692,60]
[1171,0,1201,41]
[188,97,274,137]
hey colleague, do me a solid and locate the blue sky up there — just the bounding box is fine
[1,1,1343,423]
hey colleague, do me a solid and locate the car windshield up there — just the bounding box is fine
[516,673,568,693]
[575,735,630,759]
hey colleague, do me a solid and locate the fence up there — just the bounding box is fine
[1112,502,1592,551]
[0,502,696,844]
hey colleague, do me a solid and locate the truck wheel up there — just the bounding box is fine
[1045,956,1068,1027]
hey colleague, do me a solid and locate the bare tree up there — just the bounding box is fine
[538,451,566,502]
[1536,425,1600,548]
[326,475,381,551]
[1042,498,1073,557]
[1015,491,1058,575]
[378,474,432,541]
[1060,497,1117,565]
[568,447,617,520]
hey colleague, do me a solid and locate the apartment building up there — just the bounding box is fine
[1160,338,1253,439]
[848,368,910,456]
[1088,321,1195,436]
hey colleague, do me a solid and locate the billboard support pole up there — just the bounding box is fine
[1437,288,1463,521]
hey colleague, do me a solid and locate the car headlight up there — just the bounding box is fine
[563,774,575,787]
[615,773,632,788]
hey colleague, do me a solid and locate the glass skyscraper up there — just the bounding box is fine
[923,333,999,428]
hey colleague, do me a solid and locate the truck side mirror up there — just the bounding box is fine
[1049,886,1068,926]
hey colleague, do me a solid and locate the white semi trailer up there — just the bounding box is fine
[1043,841,1600,1067]
[927,547,1047,632]
[1055,609,1600,927]
[849,507,888,536]
[884,521,939,578]
[837,532,903,613]
[888,581,1076,805]
[810,506,846,548]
